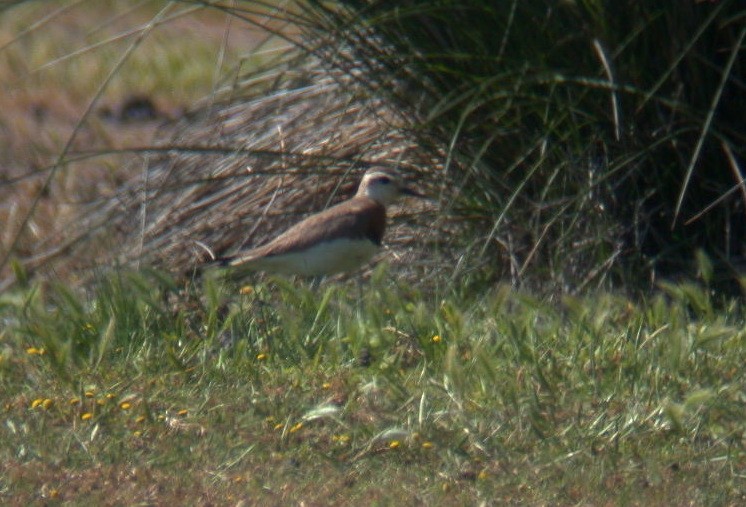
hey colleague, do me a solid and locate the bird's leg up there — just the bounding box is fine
[356,274,365,316]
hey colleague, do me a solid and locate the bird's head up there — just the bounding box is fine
[356,169,423,206]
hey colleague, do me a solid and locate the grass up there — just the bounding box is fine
[4,1,744,291]
[2,268,745,504]
[1,2,745,504]
[0,0,267,278]
[299,0,746,289]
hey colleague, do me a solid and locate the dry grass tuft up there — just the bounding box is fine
[0,3,467,290]
[33,56,461,286]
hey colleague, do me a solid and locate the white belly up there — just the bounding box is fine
[252,238,379,276]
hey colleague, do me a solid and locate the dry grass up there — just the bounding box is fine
[65,62,456,284]
[2,1,744,294]
[1,1,466,291]
[0,1,273,287]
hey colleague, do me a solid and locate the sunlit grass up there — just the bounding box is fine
[0,1,744,504]
[0,1,254,105]
[1,268,744,503]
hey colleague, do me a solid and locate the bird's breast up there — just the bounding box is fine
[255,237,380,276]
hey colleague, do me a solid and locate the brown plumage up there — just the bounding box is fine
[227,197,386,260]
[214,169,421,277]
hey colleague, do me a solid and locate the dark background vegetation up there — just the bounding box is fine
[1,1,744,294]
[303,0,746,291]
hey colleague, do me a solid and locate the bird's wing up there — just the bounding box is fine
[229,197,386,265]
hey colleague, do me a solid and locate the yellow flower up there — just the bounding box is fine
[81,412,93,420]
[84,391,95,398]
[135,415,146,423]
[120,402,132,410]
[133,430,142,437]
[322,382,332,389]
[478,470,489,480]
[422,441,434,449]
[31,398,44,409]
[389,440,401,449]
[432,335,442,343]
[239,285,254,295]
[42,399,53,410]
[289,422,303,433]
[273,423,283,431]
[256,353,268,361]
[69,397,81,405]
[26,347,46,355]
[177,409,188,416]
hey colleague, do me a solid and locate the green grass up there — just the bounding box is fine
[2,268,744,504]
[1,5,745,503]
[0,1,252,105]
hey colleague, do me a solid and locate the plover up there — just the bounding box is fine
[214,169,422,278]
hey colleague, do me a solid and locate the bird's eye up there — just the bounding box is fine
[377,176,391,185]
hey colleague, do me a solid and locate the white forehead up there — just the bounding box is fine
[357,170,403,205]
[367,170,391,176]
[362,170,397,184]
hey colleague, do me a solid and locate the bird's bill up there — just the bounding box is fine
[401,186,425,198]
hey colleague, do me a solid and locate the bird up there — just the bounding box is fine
[213,168,423,278]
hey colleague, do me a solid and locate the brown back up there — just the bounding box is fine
[246,196,386,259]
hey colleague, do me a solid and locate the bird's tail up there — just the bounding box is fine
[201,255,264,283]
[190,255,233,281]
[214,256,237,268]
